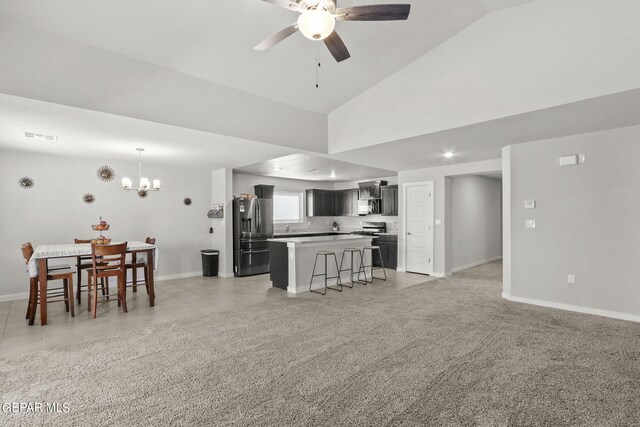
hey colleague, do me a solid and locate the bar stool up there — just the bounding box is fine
[309,251,343,295]
[338,248,368,288]
[360,246,387,284]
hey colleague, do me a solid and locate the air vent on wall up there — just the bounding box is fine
[24,131,58,142]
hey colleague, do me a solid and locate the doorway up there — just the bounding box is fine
[403,181,434,275]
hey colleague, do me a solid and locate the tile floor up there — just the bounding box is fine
[0,269,434,358]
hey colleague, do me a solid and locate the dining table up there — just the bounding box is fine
[28,241,157,325]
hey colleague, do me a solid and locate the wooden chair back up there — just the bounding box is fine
[74,238,93,244]
[91,242,127,276]
[145,237,156,245]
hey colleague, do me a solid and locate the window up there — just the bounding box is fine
[274,191,304,223]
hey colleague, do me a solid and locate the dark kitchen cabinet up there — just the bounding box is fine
[306,189,334,217]
[334,190,344,217]
[342,189,359,216]
[372,235,397,269]
[381,185,398,216]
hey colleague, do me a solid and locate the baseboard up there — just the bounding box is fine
[502,293,640,324]
[452,256,503,273]
[0,292,29,302]
[396,267,406,273]
[430,272,446,278]
[155,271,202,281]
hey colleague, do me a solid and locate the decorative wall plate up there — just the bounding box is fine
[97,165,115,182]
[184,197,192,206]
[138,189,148,198]
[18,177,34,189]
[83,193,95,204]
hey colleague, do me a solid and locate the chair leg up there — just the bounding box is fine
[332,254,343,292]
[101,277,106,296]
[132,266,138,293]
[76,260,82,305]
[338,251,353,289]
[91,275,99,318]
[376,247,387,281]
[357,251,368,284]
[144,266,150,294]
[309,254,325,295]
[119,275,128,313]
[63,279,70,312]
[27,278,38,325]
[68,276,75,318]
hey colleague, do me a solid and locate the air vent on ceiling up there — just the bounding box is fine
[24,131,58,142]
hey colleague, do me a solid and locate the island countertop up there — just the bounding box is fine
[268,235,371,245]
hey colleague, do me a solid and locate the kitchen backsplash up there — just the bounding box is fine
[274,215,399,234]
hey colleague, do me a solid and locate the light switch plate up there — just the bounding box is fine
[526,220,536,229]
[524,200,536,209]
[435,219,442,226]
[578,154,586,164]
[559,155,578,167]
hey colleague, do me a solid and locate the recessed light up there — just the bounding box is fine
[273,166,281,171]
[309,169,320,173]
[443,152,455,159]
[330,172,336,179]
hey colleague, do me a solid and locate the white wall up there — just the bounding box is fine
[232,173,335,233]
[503,126,640,321]
[329,0,640,153]
[211,168,234,277]
[0,149,211,300]
[451,175,502,271]
[0,18,328,153]
[398,159,502,276]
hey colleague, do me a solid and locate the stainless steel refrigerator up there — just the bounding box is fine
[233,197,274,277]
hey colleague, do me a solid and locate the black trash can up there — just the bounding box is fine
[201,250,219,277]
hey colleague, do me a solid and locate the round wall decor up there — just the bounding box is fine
[184,197,192,206]
[97,165,116,182]
[18,177,34,189]
[138,189,148,198]
[83,193,96,204]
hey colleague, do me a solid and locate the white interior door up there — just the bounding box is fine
[405,182,434,274]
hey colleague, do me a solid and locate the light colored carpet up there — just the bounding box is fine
[1,261,639,426]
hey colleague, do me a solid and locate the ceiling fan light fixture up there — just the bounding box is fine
[298,9,335,41]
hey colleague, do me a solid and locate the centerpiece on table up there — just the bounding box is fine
[91,217,112,244]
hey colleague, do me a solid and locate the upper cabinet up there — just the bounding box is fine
[381,185,398,216]
[342,189,359,216]
[306,189,334,217]
[307,188,360,217]
[358,180,387,200]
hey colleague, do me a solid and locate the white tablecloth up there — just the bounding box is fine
[28,242,158,278]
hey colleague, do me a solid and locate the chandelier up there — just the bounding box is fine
[121,148,160,197]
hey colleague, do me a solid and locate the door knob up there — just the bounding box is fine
[407,232,412,235]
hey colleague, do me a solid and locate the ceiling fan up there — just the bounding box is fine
[254,0,411,62]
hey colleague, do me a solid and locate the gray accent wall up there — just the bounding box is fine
[503,125,640,320]
[451,175,502,272]
[0,149,212,300]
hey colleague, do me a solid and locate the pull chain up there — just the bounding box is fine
[315,46,321,89]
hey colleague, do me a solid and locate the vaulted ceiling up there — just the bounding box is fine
[0,0,638,174]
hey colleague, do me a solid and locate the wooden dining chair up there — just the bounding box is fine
[126,237,155,294]
[21,243,75,326]
[87,242,128,318]
[74,238,107,305]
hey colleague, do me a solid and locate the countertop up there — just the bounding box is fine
[273,231,349,237]
[376,233,398,236]
[268,235,372,244]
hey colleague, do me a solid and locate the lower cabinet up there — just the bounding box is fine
[371,235,397,269]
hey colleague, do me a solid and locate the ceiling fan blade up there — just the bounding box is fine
[254,23,299,51]
[334,4,411,21]
[259,0,305,13]
[324,31,351,62]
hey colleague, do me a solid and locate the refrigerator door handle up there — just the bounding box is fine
[257,201,261,235]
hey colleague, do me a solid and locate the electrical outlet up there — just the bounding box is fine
[526,220,536,229]
[524,200,536,209]
[568,274,576,284]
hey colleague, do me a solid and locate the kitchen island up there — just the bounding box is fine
[269,235,373,293]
